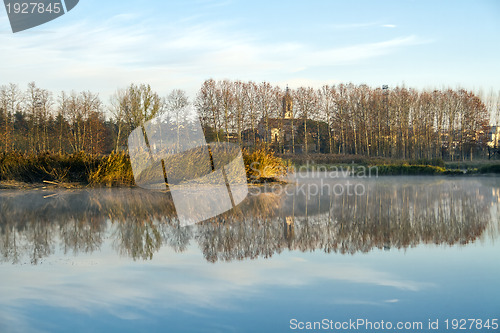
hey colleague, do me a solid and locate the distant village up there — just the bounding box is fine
[197,82,499,161]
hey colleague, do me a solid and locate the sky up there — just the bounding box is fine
[1,0,499,102]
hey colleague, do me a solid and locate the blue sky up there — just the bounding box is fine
[1,0,499,101]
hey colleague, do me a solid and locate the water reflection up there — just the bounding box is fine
[0,176,499,264]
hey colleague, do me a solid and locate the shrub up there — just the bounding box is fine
[409,158,445,167]
[89,151,135,186]
[478,164,500,174]
[243,148,287,182]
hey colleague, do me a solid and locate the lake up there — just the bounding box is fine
[1,175,499,333]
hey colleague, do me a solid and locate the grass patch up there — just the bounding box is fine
[243,148,288,183]
[89,151,135,186]
[477,164,500,174]
[0,148,288,187]
[280,153,374,166]
[3,151,495,186]
[376,164,446,175]
[279,154,494,176]
[0,151,99,184]
[445,160,500,170]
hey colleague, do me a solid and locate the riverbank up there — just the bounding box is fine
[2,152,499,190]
[0,149,288,188]
[0,180,84,190]
[282,154,500,176]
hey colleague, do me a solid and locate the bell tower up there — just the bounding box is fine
[282,86,293,119]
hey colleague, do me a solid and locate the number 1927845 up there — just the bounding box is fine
[444,319,498,330]
[5,2,62,14]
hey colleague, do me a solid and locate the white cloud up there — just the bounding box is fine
[328,22,397,30]
[327,22,380,30]
[385,299,400,303]
[281,35,425,68]
[0,12,426,101]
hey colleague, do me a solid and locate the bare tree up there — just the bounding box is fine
[165,89,190,153]
[0,83,22,151]
[109,88,128,151]
[196,79,221,142]
[232,80,246,146]
[319,85,335,154]
[257,81,274,149]
[294,87,317,154]
[24,82,53,152]
[243,81,259,147]
[110,83,164,151]
[219,80,234,142]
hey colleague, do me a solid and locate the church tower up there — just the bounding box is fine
[282,86,293,119]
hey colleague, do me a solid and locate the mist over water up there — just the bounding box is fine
[1,175,499,333]
[0,176,499,264]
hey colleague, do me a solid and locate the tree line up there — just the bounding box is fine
[196,79,495,160]
[1,80,498,160]
[0,82,111,154]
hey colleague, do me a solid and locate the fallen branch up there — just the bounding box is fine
[42,180,60,185]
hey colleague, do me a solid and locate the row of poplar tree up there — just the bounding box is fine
[0,80,496,160]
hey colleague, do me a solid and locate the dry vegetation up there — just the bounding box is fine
[1,150,500,188]
[243,148,288,182]
[0,149,289,187]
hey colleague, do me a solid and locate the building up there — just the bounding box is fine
[257,87,299,152]
[487,125,500,148]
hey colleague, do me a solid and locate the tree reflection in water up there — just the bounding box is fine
[0,177,499,264]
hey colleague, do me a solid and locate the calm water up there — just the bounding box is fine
[1,175,499,333]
